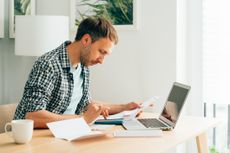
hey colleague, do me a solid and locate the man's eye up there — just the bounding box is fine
[99,50,106,55]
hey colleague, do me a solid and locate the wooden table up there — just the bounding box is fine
[0,115,220,153]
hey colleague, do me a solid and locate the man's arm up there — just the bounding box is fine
[106,102,140,114]
[26,110,80,128]
[26,103,105,128]
[92,100,141,115]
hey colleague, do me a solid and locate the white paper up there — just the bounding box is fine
[47,118,104,141]
[125,96,159,119]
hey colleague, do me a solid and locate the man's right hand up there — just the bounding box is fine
[83,103,110,124]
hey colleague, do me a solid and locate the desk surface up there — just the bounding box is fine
[0,115,220,153]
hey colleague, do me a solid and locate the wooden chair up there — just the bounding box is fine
[0,103,17,133]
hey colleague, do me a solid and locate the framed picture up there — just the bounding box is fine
[70,0,138,32]
[0,0,4,38]
[9,0,36,38]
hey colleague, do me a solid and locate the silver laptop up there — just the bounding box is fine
[123,82,191,130]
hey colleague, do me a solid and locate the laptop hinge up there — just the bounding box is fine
[159,119,171,127]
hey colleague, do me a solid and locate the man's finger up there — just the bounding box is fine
[102,109,110,119]
[136,110,143,117]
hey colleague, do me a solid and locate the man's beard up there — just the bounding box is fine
[80,46,91,67]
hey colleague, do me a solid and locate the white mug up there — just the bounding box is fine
[5,119,34,144]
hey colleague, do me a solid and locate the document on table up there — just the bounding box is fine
[96,96,159,122]
[47,118,105,141]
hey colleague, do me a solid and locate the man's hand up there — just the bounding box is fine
[124,102,141,110]
[124,102,142,117]
[83,103,110,123]
[101,105,110,119]
[124,101,154,117]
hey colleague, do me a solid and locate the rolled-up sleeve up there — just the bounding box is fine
[14,60,56,119]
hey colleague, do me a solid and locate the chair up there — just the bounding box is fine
[0,103,17,133]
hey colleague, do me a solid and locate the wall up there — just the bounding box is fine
[0,1,36,104]
[90,0,177,113]
[0,0,70,104]
[0,0,177,113]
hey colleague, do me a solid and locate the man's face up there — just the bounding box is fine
[80,37,114,67]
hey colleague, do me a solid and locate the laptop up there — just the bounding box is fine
[122,82,191,130]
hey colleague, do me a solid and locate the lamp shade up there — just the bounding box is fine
[15,15,69,56]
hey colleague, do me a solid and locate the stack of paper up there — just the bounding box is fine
[47,118,105,141]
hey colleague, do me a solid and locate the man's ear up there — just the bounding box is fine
[81,34,92,47]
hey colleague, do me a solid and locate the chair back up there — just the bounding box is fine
[0,103,17,133]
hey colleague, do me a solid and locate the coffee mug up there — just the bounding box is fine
[5,119,34,143]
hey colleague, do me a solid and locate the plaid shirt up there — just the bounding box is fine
[14,41,90,119]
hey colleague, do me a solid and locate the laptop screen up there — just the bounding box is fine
[160,82,190,127]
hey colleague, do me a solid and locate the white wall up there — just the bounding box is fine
[0,0,177,114]
[0,0,69,104]
[90,0,177,113]
[0,0,36,104]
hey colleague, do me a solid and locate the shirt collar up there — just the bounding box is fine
[59,41,72,70]
[59,41,89,73]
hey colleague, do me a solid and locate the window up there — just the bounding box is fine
[203,0,230,151]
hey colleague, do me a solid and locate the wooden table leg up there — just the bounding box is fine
[196,133,208,153]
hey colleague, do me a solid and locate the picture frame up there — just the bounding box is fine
[9,0,36,38]
[70,0,138,32]
[0,0,4,38]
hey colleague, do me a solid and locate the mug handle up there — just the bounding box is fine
[4,122,12,134]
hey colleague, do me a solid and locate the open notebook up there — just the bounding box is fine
[47,118,105,141]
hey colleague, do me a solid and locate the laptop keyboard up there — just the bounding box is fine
[138,118,167,128]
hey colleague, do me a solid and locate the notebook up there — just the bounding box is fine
[122,82,191,130]
[47,118,105,141]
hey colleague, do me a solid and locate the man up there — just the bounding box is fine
[14,17,140,128]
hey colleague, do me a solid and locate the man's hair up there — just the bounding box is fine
[75,17,118,44]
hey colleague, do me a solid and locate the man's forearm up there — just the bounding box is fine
[90,100,140,117]
[91,100,127,115]
[25,110,81,128]
[105,104,127,115]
